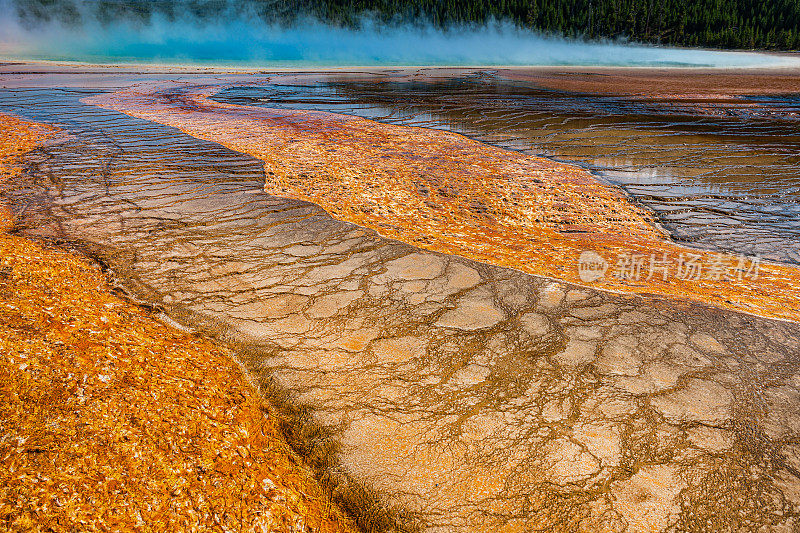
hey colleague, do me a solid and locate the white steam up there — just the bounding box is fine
[1,0,798,67]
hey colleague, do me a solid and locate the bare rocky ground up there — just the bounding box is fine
[3,88,800,532]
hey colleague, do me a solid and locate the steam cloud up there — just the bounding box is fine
[1,0,798,67]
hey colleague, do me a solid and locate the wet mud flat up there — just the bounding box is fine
[3,86,800,532]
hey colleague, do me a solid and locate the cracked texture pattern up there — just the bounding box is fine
[84,82,800,323]
[2,88,800,532]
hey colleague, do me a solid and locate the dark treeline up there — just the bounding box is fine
[12,0,800,50]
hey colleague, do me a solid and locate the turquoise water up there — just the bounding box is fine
[2,9,799,68]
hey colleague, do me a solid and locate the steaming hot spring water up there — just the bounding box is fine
[3,16,800,533]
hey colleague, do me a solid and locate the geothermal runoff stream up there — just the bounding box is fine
[2,68,800,531]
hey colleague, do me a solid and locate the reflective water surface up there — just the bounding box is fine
[213,78,800,263]
[2,83,800,532]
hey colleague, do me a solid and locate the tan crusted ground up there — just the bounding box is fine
[0,114,355,532]
[87,84,800,322]
[497,67,800,97]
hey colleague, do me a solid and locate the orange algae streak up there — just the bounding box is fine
[85,85,800,322]
[0,112,358,533]
[0,114,59,228]
[0,114,57,160]
[0,114,57,182]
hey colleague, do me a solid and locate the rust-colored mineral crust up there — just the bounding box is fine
[86,84,800,322]
[0,113,355,533]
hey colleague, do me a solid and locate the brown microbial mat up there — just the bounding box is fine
[0,69,799,532]
[0,113,356,533]
[87,80,800,322]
